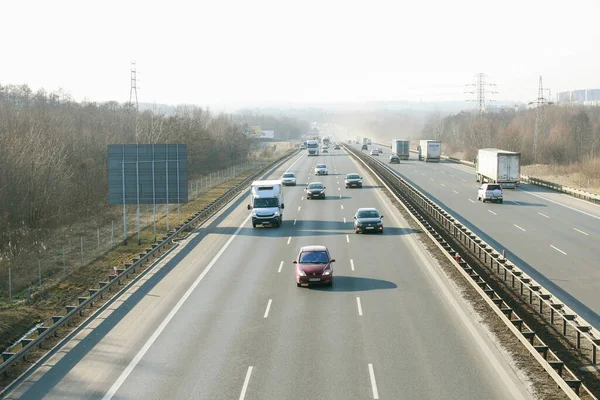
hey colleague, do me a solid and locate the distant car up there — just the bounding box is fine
[345,173,363,188]
[333,145,340,150]
[314,164,328,175]
[353,208,384,233]
[306,182,326,199]
[281,172,297,186]
[361,144,368,150]
[299,144,307,150]
[389,155,400,164]
[322,148,329,153]
[477,183,503,203]
[294,245,335,287]
[378,148,383,154]
[370,149,379,156]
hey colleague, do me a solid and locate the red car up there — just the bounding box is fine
[294,245,335,287]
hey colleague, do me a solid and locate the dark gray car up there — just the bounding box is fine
[353,208,384,233]
[306,182,326,199]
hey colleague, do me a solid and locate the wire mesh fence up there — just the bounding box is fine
[0,159,265,305]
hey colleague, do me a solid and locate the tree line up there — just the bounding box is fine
[420,107,600,168]
[0,84,302,248]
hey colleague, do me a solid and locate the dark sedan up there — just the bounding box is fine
[306,182,326,199]
[389,155,400,164]
[353,208,384,233]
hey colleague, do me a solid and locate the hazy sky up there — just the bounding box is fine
[2,0,599,106]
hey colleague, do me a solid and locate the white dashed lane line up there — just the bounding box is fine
[538,212,550,218]
[263,299,273,318]
[356,297,363,316]
[278,261,283,273]
[573,228,589,236]
[287,237,291,245]
[452,190,459,194]
[488,210,497,215]
[550,245,567,255]
[468,199,475,203]
[350,259,355,271]
[513,224,526,232]
[239,366,253,400]
[368,364,379,399]
[346,234,350,243]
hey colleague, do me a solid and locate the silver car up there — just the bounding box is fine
[314,164,328,175]
[281,172,297,186]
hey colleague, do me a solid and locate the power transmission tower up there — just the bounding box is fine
[528,76,553,163]
[465,73,498,116]
[129,61,139,110]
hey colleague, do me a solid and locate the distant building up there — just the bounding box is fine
[557,89,600,106]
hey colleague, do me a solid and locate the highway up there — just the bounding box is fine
[363,143,600,329]
[5,149,531,399]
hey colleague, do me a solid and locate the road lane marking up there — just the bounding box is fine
[278,261,284,273]
[468,199,475,203]
[550,245,567,255]
[239,366,253,400]
[287,236,291,245]
[488,210,497,215]
[518,188,600,220]
[301,196,303,200]
[102,213,252,400]
[339,195,342,199]
[512,200,521,205]
[450,174,456,178]
[356,297,363,316]
[538,212,550,218]
[338,188,341,191]
[263,299,272,318]
[341,205,344,210]
[298,206,301,211]
[514,224,526,232]
[441,183,446,187]
[452,190,459,194]
[346,234,350,243]
[350,259,355,271]
[430,178,435,181]
[293,219,297,225]
[461,179,467,182]
[368,364,379,399]
[573,228,589,236]
[421,173,425,176]
[343,217,346,223]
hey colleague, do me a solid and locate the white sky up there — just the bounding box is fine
[2,0,599,105]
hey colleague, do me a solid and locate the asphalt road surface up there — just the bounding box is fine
[364,142,600,329]
[5,149,531,399]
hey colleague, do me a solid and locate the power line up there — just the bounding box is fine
[528,76,553,163]
[129,61,139,110]
[465,73,498,116]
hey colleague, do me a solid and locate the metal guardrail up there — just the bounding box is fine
[346,144,598,399]
[0,149,300,379]
[521,175,600,204]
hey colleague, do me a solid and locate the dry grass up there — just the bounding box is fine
[522,163,600,196]
[0,163,268,353]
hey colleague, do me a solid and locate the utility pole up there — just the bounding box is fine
[528,76,553,163]
[129,61,139,110]
[465,73,497,117]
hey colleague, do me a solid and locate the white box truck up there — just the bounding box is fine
[306,139,319,156]
[417,140,441,162]
[475,148,521,188]
[391,139,410,160]
[247,180,285,228]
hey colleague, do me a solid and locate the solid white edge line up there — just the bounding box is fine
[287,236,291,245]
[368,364,379,399]
[514,224,526,232]
[350,259,355,271]
[538,212,550,218]
[278,261,284,273]
[346,234,350,243]
[102,214,252,400]
[285,152,306,173]
[573,228,589,236]
[263,299,272,318]
[239,366,253,400]
[550,245,567,255]
[356,297,363,316]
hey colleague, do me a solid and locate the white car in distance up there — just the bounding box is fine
[281,172,297,186]
[314,164,328,175]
